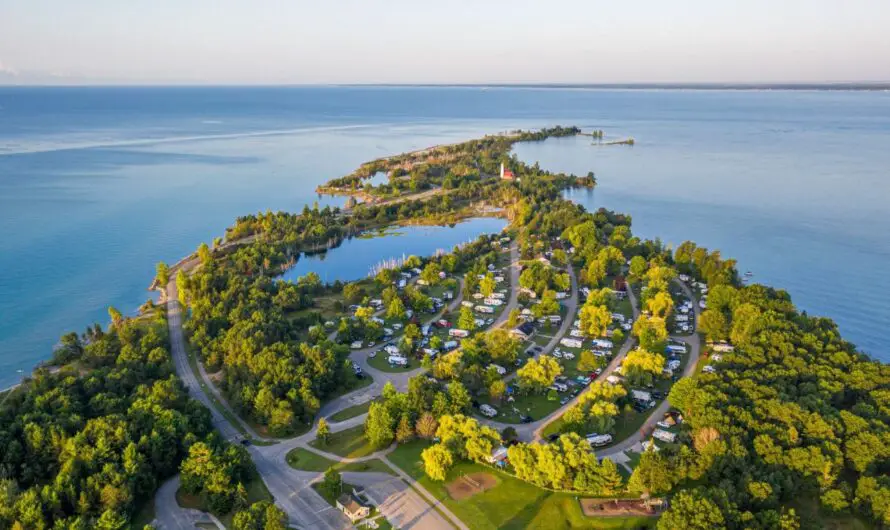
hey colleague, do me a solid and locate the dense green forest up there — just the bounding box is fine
[0,311,213,529]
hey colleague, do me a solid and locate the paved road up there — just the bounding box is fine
[153,476,222,530]
[492,242,520,329]
[166,281,242,442]
[598,279,701,458]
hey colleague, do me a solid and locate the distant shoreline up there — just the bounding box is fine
[1,82,888,91]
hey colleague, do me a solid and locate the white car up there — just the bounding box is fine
[563,352,575,360]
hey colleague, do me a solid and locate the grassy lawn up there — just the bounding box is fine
[532,333,554,348]
[520,494,656,530]
[309,424,377,459]
[541,415,566,438]
[613,296,633,320]
[362,517,393,530]
[329,399,377,422]
[367,352,417,373]
[788,496,875,530]
[312,481,362,507]
[176,470,272,528]
[286,447,395,475]
[388,441,654,530]
[478,392,564,424]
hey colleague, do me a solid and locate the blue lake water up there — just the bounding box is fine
[0,86,888,387]
[279,218,507,284]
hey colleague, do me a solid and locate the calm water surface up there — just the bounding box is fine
[1,87,887,386]
[280,218,507,284]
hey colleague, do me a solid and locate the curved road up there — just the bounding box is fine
[597,279,700,458]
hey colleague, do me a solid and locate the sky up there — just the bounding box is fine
[1,0,889,85]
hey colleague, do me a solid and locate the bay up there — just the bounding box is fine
[1,86,887,387]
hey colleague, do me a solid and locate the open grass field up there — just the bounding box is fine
[388,441,655,530]
[309,424,377,459]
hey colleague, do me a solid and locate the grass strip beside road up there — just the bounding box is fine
[309,424,377,459]
[287,447,395,475]
[329,400,376,422]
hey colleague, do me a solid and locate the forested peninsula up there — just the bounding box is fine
[1,127,888,530]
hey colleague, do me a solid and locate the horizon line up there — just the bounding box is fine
[1,81,889,91]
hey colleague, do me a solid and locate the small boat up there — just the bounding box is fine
[744,271,753,277]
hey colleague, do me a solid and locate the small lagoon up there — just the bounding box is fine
[279,217,507,284]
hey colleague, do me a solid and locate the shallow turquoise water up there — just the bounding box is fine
[0,86,887,386]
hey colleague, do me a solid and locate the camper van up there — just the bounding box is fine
[449,329,470,338]
[652,429,677,443]
[489,364,507,376]
[560,338,583,349]
[666,344,686,355]
[475,305,495,314]
[480,404,498,418]
[388,355,408,366]
[586,434,613,447]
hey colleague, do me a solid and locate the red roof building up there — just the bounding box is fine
[500,163,515,180]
